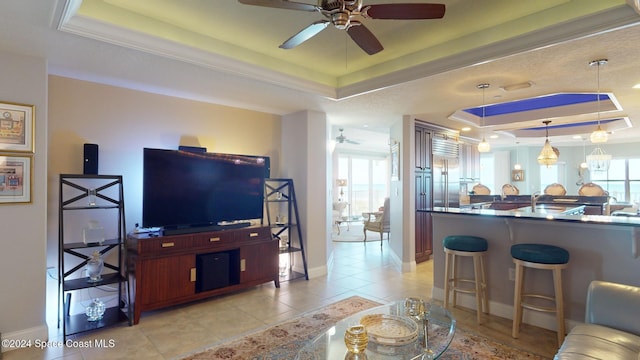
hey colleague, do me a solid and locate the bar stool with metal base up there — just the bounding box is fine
[443,235,489,323]
[511,243,569,345]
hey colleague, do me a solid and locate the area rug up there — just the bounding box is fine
[333,224,388,243]
[179,296,381,360]
[179,296,548,360]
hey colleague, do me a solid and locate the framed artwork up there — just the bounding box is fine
[0,153,32,204]
[0,102,34,152]
[512,169,524,182]
[391,142,400,180]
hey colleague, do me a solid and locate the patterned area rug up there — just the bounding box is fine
[178,296,547,360]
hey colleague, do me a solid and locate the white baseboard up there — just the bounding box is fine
[1,324,48,353]
[432,286,580,333]
[306,263,327,279]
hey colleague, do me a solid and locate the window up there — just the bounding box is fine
[338,155,389,218]
[538,162,567,193]
[591,158,640,203]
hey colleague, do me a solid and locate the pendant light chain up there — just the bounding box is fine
[589,59,608,143]
[477,83,491,153]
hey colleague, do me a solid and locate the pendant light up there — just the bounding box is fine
[589,59,609,143]
[477,83,491,153]
[514,141,522,170]
[587,146,611,172]
[537,120,558,167]
[580,138,588,170]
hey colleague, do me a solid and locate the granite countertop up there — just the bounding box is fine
[421,206,640,227]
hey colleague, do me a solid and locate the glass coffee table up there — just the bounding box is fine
[335,216,363,235]
[295,300,456,360]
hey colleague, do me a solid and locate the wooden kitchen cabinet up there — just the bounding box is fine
[415,125,432,171]
[415,157,433,263]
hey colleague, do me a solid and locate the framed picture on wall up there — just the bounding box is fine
[512,169,524,182]
[391,142,400,180]
[0,153,32,204]
[0,101,34,153]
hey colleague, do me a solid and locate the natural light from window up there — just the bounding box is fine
[338,155,388,218]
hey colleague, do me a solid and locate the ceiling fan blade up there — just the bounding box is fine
[345,139,360,145]
[238,0,318,12]
[280,20,329,49]
[347,23,383,55]
[364,3,446,19]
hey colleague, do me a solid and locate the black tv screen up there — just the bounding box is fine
[142,148,266,231]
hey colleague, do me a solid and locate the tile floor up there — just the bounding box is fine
[4,239,557,359]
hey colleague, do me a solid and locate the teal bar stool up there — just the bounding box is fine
[511,243,569,345]
[443,235,489,323]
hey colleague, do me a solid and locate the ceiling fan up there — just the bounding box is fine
[336,128,360,144]
[238,0,446,55]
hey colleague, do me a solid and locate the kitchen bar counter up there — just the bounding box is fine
[421,207,640,334]
[427,206,640,227]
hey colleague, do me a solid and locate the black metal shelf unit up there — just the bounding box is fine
[58,174,132,339]
[264,178,308,282]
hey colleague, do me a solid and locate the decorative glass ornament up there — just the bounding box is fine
[86,251,104,282]
[86,298,106,321]
[344,324,368,354]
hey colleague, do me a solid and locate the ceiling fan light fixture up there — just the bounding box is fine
[242,0,445,55]
[537,120,558,167]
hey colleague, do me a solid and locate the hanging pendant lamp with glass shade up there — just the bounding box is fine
[589,59,609,143]
[587,145,611,172]
[537,120,558,167]
[477,83,491,153]
[580,137,588,170]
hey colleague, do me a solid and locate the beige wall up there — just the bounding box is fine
[47,75,282,267]
[0,51,48,346]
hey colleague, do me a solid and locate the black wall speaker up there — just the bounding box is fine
[83,143,98,175]
[262,156,271,179]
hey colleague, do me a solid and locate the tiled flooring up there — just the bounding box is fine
[6,239,557,359]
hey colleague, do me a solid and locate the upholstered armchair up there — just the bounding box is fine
[333,201,347,222]
[363,198,390,246]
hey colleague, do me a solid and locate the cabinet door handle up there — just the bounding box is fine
[190,268,196,282]
[249,232,259,238]
[240,259,246,272]
[161,242,175,248]
[210,237,220,242]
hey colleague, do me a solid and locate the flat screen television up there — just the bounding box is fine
[142,148,266,234]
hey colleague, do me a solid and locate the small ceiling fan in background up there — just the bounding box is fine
[336,128,360,144]
[238,0,446,55]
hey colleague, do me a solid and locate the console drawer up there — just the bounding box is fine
[192,231,235,248]
[234,227,271,242]
[138,235,193,254]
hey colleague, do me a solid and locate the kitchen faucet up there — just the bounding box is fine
[531,191,542,211]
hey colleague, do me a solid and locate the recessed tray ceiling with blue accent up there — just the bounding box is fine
[464,93,611,118]
[449,92,630,138]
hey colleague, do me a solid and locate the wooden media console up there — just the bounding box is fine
[126,225,278,324]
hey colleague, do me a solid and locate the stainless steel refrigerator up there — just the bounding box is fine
[432,137,460,209]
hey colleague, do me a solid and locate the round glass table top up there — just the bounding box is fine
[295,300,456,360]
